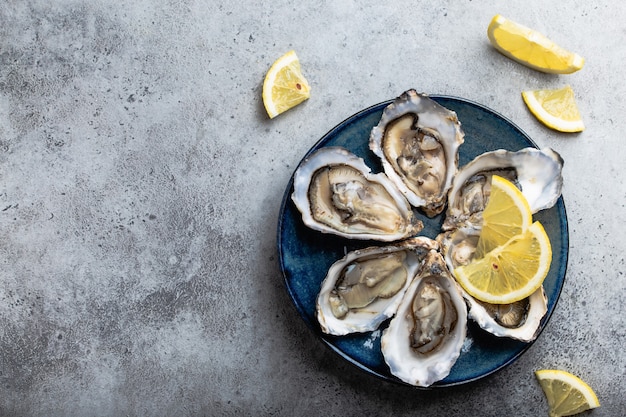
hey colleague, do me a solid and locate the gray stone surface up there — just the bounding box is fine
[1,0,624,416]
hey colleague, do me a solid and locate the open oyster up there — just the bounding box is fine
[436,147,561,341]
[437,228,548,342]
[291,146,423,241]
[369,90,465,217]
[381,250,467,387]
[317,237,439,336]
[443,147,564,231]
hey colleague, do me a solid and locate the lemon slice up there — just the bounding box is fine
[487,14,584,74]
[262,50,310,119]
[454,221,552,304]
[535,370,600,417]
[522,86,585,133]
[475,175,532,259]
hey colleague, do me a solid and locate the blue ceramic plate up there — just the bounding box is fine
[277,95,568,387]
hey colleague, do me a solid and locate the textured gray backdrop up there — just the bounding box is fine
[1,0,624,416]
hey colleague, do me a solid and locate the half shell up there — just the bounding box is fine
[443,147,563,230]
[370,90,465,217]
[467,287,548,342]
[291,146,423,241]
[381,250,467,387]
[316,237,439,336]
[437,227,548,342]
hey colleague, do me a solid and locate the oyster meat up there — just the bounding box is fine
[291,146,423,241]
[370,90,465,217]
[381,250,467,387]
[437,226,481,272]
[317,237,439,336]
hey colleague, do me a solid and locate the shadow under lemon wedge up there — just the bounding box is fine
[262,50,310,119]
[453,175,552,305]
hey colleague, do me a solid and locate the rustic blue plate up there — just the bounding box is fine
[277,95,568,387]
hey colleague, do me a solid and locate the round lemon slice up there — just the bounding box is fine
[535,369,600,417]
[262,50,310,119]
[487,14,584,74]
[454,221,552,304]
[522,86,585,133]
[475,175,532,259]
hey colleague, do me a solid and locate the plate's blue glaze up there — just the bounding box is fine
[277,95,568,388]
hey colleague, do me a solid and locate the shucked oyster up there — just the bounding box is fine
[317,237,439,336]
[443,147,564,231]
[381,250,467,387]
[437,228,548,342]
[370,90,465,217]
[291,146,423,241]
[437,147,563,342]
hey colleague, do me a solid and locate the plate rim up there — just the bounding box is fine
[276,94,569,388]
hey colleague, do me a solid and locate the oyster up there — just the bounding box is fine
[369,90,465,217]
[443,147,564,231]
[381,250,467,387]
[436,147,561,341]
[467,287,548,342]
[317,237,439,336]
[437,227,548,342]
[291,146,423,241]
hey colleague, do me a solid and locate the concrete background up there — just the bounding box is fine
[1,0,624,415]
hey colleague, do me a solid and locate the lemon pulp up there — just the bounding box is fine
[453,176,552,304]
[475,175,532,258]
[522,86,585,133]
[535,369,600,417]
[262,50,310,119]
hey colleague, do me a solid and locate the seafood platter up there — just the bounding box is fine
[277,90,568,387]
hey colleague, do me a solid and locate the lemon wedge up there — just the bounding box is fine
[453,176,551,304]
[454,221,552,304]
[522,86,585,133]
[262,50,310,119]
[535,370,600,417]
[475,175,532,259]
[487,14,584,74]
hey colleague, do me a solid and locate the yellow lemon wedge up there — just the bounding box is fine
[522,86,585,133]
[454,221,552,304]
[535,370,600,417]
[475,175,532,259]
[487,14,584,74]
[262,50,310,119]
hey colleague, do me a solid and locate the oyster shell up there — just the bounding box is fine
[369,90,465,217]
[316,237,439,336]
[443,147,564,231]
[467,287,548,342]
[291,146,423,241]
[381,250,467,387]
